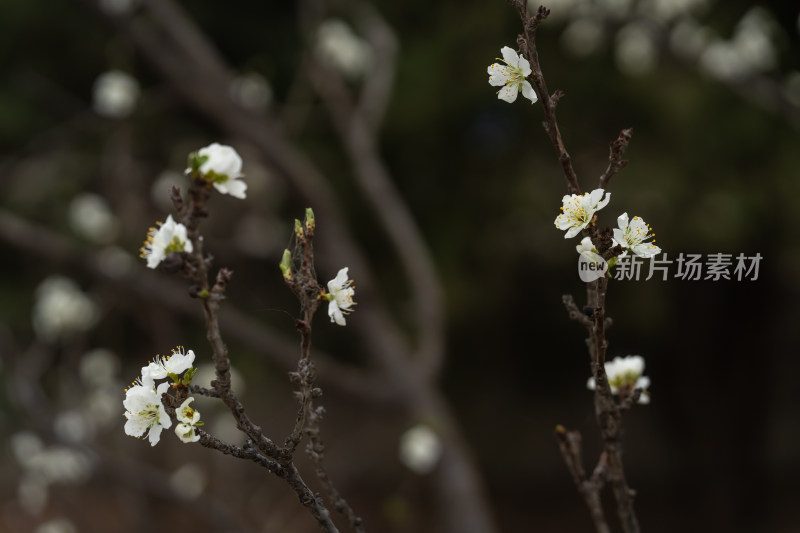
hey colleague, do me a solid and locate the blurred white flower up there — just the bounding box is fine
[139,214,192,269]
[326,267,356,326]
[561,18,605,57]
[555,188,610,238]
[700,8,777,81]
[190,143,247,199]
[399,425,443,474]
[123,381,171,446]
[230,73,272,111]
[669,18,711,59]
[613,213,661,258]
[587,355,651,404]
[36,518,77,533]
[615,23,657,76]
[192,363,246,395]
[92,70,140,118]
[170,463,206,500]
[487,46,538,104]
[99,0,138,15]
[95,246,134,278]
[80,348,120,385]
[12,432,92,514]
[784,71,800,107]
[32,276,99,341]
[68,193,119,244]
[54,410,94,444]
[315,19,372,79]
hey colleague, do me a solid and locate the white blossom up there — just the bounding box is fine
[554,188,610,238]
[144,346,195,381]
[613,213,661,258]
[123,380,171,445]
[177,397,201,425]
[32,276,99,341]
[326,267,356,326]
[92,70,140,118]
[175,422,200,443]
[315,19,372,79]
[487,46,538,104]
[139,215,192,269]
[587,355,651,404]
[191,143,247,199]
[399,425,443,474]
[68,193,119,244]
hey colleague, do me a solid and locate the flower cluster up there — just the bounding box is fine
[553,188,661,262]
[140,143,249,270]
[325,267,356,326]
[587,355,651,404]
[123,347,200,446]
[487,47,538,104]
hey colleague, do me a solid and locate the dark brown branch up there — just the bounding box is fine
[599,128,633,189]
[554,426,611,533]
[513,5,581,195]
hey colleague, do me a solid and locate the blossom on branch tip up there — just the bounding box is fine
[144,346,196,381]
[587,355,651,404]
[326,267,356,326]
[487,46,538,104]
[123,381,171,445]
[555,188,610,238]
[139,215,192,269]
[189,143,247,199]
[613,213,661,258]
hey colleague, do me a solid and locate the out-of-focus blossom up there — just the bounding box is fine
[32,276,99,341]
[92,70,140,118]
[68,193,119,244]
[99,0,138,15]
[170,463,206,500]
[36,518,77,533]
[230,73,272,111]
[561,18,605,57]
[399,425,443,474]
[315,19,372,80]
[615,23,657,76]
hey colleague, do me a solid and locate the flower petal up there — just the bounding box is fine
[487,64,509,86]
[497,84,519,103]
[617,212,629,230]
[500,46,518,66]
[521,81,538,103]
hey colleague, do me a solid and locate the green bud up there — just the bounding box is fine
[182,367,198,386]
[305,207,315,232]
[279,249,293,280]
[186,152,209,175]
[294,219,304,239]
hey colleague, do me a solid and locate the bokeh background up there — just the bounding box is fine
[1,0,799,531]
